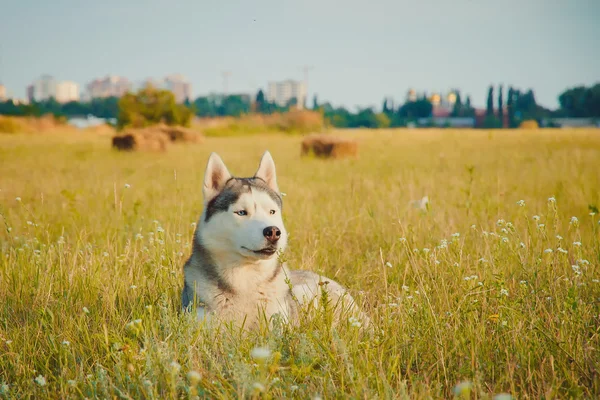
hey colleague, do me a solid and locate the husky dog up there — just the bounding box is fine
[181,151,367,330]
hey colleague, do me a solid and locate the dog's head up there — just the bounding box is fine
[197,151,287,262]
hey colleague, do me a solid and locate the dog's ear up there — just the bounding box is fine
[254,151,279,193]
[203,152,232,203]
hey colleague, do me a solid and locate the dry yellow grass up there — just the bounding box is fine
[0,128,599,399]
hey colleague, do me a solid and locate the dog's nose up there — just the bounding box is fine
[263,226,281,243]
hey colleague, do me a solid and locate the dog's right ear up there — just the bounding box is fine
[203,152,231,203]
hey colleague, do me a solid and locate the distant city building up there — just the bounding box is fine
[138,74,192,103]
[55,81,80,103]
[86,75,131,99]
[164,74,192,103]
[267,80,306,109]
[0,83,6,101]
[27,75,57,102]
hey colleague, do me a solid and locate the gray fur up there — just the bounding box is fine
[205,177,282,222]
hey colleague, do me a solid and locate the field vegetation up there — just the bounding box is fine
[0,128,599,399]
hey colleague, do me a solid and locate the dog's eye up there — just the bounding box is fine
[234,210,248,216]
[270,210,276,215]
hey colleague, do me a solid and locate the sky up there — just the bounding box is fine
[1,0,599,110]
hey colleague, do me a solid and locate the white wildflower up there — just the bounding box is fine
[187,370,201,384]
[348,316,362,328]
[572,265,581,275]
[573,241,582,247]
[280,192,287,196]
[500,288,509,296]
[251,346,271,361]
[102,252,109,257]
[124,183,131,189]
[135,233,143,240]
[556,235,563,240]
[61,340,70,346]
[497,219,505,226]
[398,237,407,243]
[557,247,568,254]
[471,224,476,229]
[169,361,181,374]
[422,248,430,254]
[502,237,509,243]
[16,197,22,202]
[516,200,525,207]
[130,285,137,290]
[548,196,556,203]
[157,226,165,233]
[570,216,578,225]
[544,248,553,254]
[519,242,526,248]
[34,375,46,386]
[401,285,409,291]
[252,382,265,392]
[385,262,392,268]
[451,232,460,238]
[82,307,90,314]
[532,215,540,221]
[519,280,527,285]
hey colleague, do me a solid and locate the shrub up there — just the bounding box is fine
[117,86,193,130]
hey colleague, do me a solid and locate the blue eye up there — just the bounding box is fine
[235,210,248,216]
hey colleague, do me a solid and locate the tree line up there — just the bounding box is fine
[1,83,598,129]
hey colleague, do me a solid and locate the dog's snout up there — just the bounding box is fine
[263,226,281,243]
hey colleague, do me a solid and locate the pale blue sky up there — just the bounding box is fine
[1,0,598,110]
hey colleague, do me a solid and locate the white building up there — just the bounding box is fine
[86,75,131,99]
[267,80,306,109]
[55,81,80,103]
[27,75,57,102]
[164,74,192,103]
[0,84,6,101]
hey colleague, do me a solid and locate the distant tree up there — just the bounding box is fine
[255,90,267,114]
[382,98,390,115]
[498,85,504,127]
[117,85,193,130]
[452,91,463,117]
[397,98,433,119]
[506,86,515,127]
[486,85,494,117]
[312,94,319,110]
[558,84,600,118]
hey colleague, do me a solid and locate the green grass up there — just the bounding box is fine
[1,128,599,399]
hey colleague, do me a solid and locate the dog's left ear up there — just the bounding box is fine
[254,151,279,193]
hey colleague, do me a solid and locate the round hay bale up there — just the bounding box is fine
[301,133,358,159]
[112,131,169,152]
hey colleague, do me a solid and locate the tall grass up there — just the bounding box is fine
[0,128,599,398]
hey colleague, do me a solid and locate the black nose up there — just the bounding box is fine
[263,226,281,243]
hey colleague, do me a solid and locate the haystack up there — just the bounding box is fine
[301,133,358,159]
[112,130,169,152]
[153,124,204,143]
[111,124,204,152]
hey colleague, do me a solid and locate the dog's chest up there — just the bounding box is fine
[212,279,290,324]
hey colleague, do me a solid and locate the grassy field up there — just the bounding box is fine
[1,128,599,399]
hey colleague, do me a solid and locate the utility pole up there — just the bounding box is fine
[301,65,314,110]
[222,71,231,96]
